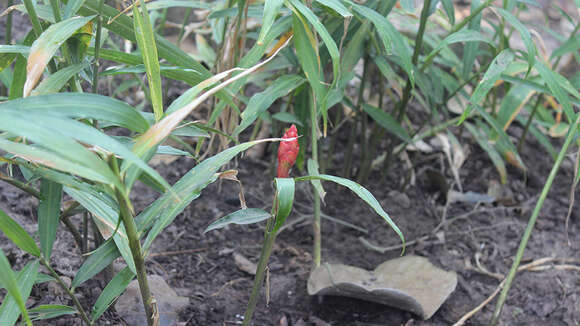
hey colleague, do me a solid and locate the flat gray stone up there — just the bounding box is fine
[115,275,189,326]
[307,255,457,319]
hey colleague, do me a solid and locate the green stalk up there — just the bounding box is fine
[91,0,106,94]
[22,0,44,37]
[310,91,322,267]
[40,258,93,325]
[242,219,277,325]
[0,172,42,198]
[343,53,369,177]
[382,0,431,176]
[5,0,12,44]
[48,0,81,92]
[110,158,156,326]
[490,115,580,325]
[516,94,542,151]
[177,8,193,44]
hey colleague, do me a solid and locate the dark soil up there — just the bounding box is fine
[1,129,579,326]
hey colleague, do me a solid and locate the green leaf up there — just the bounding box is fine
[294,174,405,250]
[24,15,95,96]
[138,138,284,252]
[495,7,535,73]
[71,240,120,288]
[307,158,326,202]
[0,45,31,55]
[0,261,38,326]
[234,74,305,136]
[271,112,304,126]
[133,0,163,121]
[30,63,89,96]
[440,0,455,25]
[91,267,134,322]
[315,0,351,17]
[0,209,41,257]
[424,29,491,66]
[0,249,33,326]
[534,61,576,123]
[143,0,209,10]
[204,208,271,233]
[273,178,295,232]
[496,82,535,130]
[0,93,150,133]
[551,35,580,59]
[65,187,136,275]
[38,179,63,259]
[348,1,414,86]
[362,104,410,142]
[257,0,284,46]
[64,0,87,19]
[9,54,26,100]
[459,49,515,123]
[29,305,77,321]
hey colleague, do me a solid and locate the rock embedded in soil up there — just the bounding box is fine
[307,255,457,320]
[115,274,189,326]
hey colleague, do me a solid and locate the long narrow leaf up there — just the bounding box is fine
[0,209,41,257]
[294,174,405,248]
[0,249,33,326]
[71,240,121,288]
[23,15,95,97]
[133,0,163,121]
[38,179,62,259]
[91,267,135,322]
[0,261,39,326]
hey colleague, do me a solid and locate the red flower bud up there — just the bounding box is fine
[277,124,299,178]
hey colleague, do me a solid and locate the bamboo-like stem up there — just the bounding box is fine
[22,0,44,37]
[110,158,157,326]
[490,115,580,325]
[40,258,93,325]
[242,219,277,326]
[343,53,369,177]
[0,172,42,199]
[310,91,322,267]
[382,0,431,177]
[91,0,106,94]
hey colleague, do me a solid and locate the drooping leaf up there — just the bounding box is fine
[30,63,89,96]
[0,249,33,326]
[71,240,121,288]
[91,267,134,322]
[234,74,305,136]
[0,209,41,257]
[28,305,77,321]
[459,49,515,123]
[38,179,62,259]
[133,0,163,121]
[24,15,95,97]
[0,261,38,326]
[465,122,507,183]
[363,104,411,142]
[295,174,404,249]
[495,7,536,73]
[204,208,271,233]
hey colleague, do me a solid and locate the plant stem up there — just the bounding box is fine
[22,0,44,37]
[516,94,542,151]
[110,158,156,326]
[490,115,580,325]
[40,258,93,325]
[243,221,277,326]
[310,91,323,267]
[92,0,105,94]
[382,0,431,177]
[343,53,369,177]
[177,8,192,44]
[0,172,41,198]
